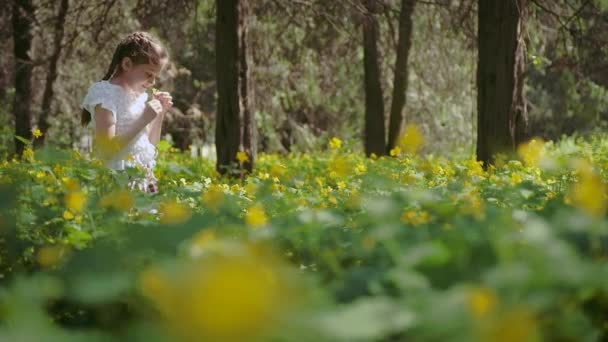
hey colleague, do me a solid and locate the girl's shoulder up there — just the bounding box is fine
[85,80,123,96]
[81,81,124,117]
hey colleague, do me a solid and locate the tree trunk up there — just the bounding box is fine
[386,0,416,153]
[12,0,35,156]
[362,0,386,157]
[476,0,528,166]
[215,0,255,177]
[34,0,69,148]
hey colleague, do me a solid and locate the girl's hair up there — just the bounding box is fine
[81,31,168,126]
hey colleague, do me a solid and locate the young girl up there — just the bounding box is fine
[81,31,173,193]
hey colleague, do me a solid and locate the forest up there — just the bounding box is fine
[1,0,608,341]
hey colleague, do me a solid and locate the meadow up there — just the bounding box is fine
[1,130,607,341]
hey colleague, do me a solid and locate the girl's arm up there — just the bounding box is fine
[94,104,159,156]
[147,112,165,145]
[147,91,173,146]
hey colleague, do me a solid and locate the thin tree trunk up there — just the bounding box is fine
[238,0,256,171]
[476,0,528,166]
[386,0,416,153]
[34,0,69,148]
[215,0,254,176]
[362,0,386,157]
[12,0,35,156]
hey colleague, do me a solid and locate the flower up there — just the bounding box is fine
[236,151,250,163]
[37,245,70,268]
[467,287,498,318]
[65,190,87,214]
[202,185,225,212]
[63,210,75,220]
[568,165,607,217]
[32,128,43,138]
[22,148,35,161]
[329,137,343,149]
[160,199,192,224]
[100,189,135,212]
[245,203,268,228]
[398,124,424,154]
[401,209,432,225]
[329,156,351,179]
[138,246,297,341]
[517,138,546,167]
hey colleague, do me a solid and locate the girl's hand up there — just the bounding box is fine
[154,91,173,114]
[143,99,163,122]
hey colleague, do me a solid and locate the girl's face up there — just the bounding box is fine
[119,57,166,93]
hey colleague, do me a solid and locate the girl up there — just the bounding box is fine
[81,31,173,194]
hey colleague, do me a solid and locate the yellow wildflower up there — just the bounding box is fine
[329,137,343,149]
[401,209,432,225]
[236,151,249,163]
[65,190,87,214]
[160,199,192,224]
[202,184,225,212]
[99,189,135,212]
[467,287,498,318]
[398,124,424,154]
[517,138,545,167]
[139,249,296,341]
[480,307,540,342]
[329,155,351,179]
[245,203,268,228]
[569,167,608,217]
[32,128,43,138]
[63,210,75,220]
[37,245,70,268]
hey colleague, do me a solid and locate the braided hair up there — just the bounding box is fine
[81,31,168,126]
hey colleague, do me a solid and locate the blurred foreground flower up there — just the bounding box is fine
[398,124,424,155]
[567,159,608,217]
[517,138,545,167]
[245,203,268,228]
[139,244,301,341]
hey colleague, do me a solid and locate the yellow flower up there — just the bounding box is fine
[160,199,192,224]
[390,146,402,157]
[270,164,287,179]
[245,203,268,228]
[65,190,87,214]
[517,138,545,167]
[32,128,43,138]
[63,210,75,220]
[510,172,523,185]
[138,248,296,341]
[355,163,367,175]
[189,229,217,257]
[329,155,351,179]
[37,245,70,268]
[329,137,343,149]
[468,287,498,318]
[202,185,225,211]
[22,148,35,161]
[236,151,249,163]
[480,307,540,342]
[401,209,431,225]
[100,189,135,212]
[569,168,607,217]
[398,124,424,154]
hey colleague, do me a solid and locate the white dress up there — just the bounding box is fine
[81,80,159,192]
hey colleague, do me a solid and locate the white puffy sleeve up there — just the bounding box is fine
[80,82,118,122]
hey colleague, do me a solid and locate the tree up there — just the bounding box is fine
[215,0,256,177]
[12,0,35,156]
[34,0,69,148]
[387,0,416,153]
[362,0,386,157]
[476,0,528,166]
